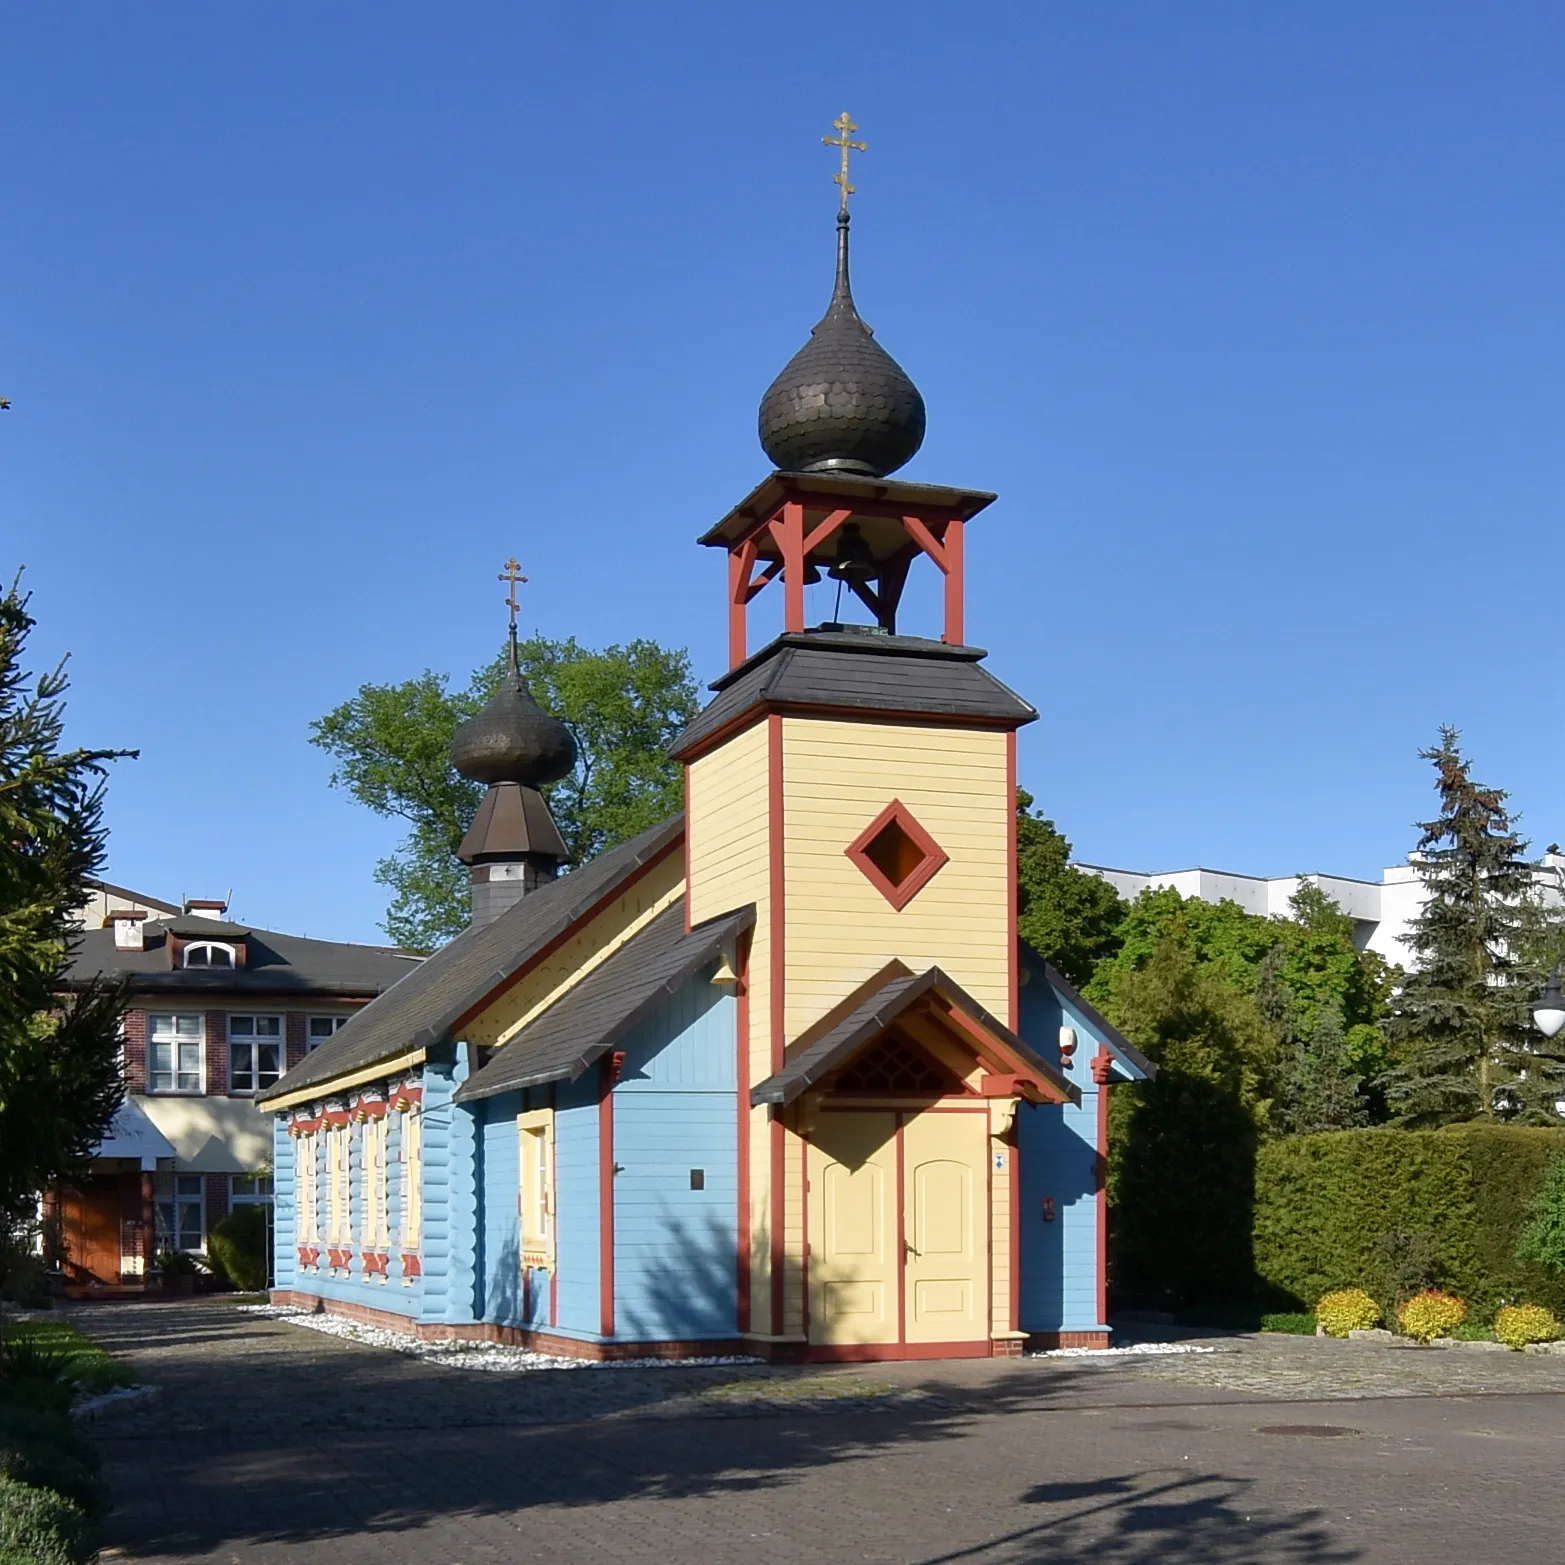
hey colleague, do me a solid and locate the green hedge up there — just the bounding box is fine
[208,1204,268,1292]
[1254,1126,1565,1318]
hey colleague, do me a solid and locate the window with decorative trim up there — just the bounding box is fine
[183,941,235,969]
[228,1015,283,1094]
[326,1124,351,1246]
[363,1116,390,1250]
[517,1109,555,1267]
[296,1132,319,1244]
[148,1014,203,1093]
[400,1109,422,1250]
[307,1015,348,1052]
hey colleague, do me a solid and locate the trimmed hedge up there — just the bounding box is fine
[0,1475,89,1565]
[208,1204,268,1292]
[1254,1126,1565,1319]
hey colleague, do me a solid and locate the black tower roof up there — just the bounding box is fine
[757,211,926,479]
[449,636,578,790]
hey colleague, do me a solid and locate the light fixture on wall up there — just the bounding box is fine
[1532,967,1565,1039]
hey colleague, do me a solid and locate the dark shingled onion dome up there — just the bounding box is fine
[450,643,577,790]
[758,210,926,478]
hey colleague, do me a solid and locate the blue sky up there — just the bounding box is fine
[4,3,1562,943]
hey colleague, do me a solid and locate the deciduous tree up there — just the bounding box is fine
[1014,790,1126,987]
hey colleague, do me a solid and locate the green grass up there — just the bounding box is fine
[1259,1311,1317,1335]
[2,1318,136,1395]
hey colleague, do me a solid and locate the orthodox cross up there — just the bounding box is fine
[498,557,527,632]
[822,112,866,214]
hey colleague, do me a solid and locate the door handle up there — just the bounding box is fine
[903,1238,919,1258]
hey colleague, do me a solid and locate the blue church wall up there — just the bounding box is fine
[477,1091,523,1327]
[611,966,738,1343]
[1017,975,1109,1334]
[552,1069,602,1336]
[420,1047,479,1326]
[272,1116,296,1293]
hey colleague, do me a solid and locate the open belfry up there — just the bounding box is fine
[260,118,1152,1360]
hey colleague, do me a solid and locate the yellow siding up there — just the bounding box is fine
[686,720,770,927]
[465,852,684,1047]
[989,1101,1012,1335]
[780,718,1010,1039]
[783,1124,805,1336]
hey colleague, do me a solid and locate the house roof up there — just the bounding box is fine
[259,813,685,1106]
[63,922,422,998]
[455,900,754,1102]
[1018,941,1157,1082]
[670,629,1037,760]
[750,961,1078,1107]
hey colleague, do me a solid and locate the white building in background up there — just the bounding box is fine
[1076,850,1565,973]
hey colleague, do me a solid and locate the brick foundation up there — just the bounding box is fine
[1025,1330,1112,1351]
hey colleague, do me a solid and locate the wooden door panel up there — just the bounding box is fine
[903,1113,987,1343]
[807,1112,897,1345]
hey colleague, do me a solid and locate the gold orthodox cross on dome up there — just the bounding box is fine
[498,557,527,632]
[823,112,866,214]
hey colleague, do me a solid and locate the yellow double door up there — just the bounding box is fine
[806,1109,988,1348]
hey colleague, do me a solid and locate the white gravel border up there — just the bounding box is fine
[240,1304,762,1373]
[1029,1342,1219,1359]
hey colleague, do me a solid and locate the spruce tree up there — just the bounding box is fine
[0,575,130,1224]
[1382,727,1539,1125]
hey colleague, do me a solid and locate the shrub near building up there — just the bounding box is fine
[1254,1126,1565,1319]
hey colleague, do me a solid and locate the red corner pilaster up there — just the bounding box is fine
[1092,1046,1112,1327]
[774,501,807,633]
[943,517,965,645]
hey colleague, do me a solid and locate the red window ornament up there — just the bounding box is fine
[845,800,949,911]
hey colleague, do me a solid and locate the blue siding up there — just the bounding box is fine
[420,1048,480,1326]
[553,1070,601,1335]
[479,1092,523,1326]
[271,1116,296,1292]
[611,969,738,1342]
[1017,976,1110,1333]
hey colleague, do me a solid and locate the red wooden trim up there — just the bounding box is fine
[1094,1045,1111,1327]
[297,1245,320,1269]
[1009,1119,1021,1335]
[774,501,807,633]
[1006,731,1018,1031]
[767,713,786,1335]
[351,1097,388,1121]
[895,1112,907,1346]
[844,799,949,912]
[899,513,949,568]
[801,507,854,555]
[322,1110,351,1127]
[736,929,752,1334]
[682,762,693,934]
[400,1252,422,1278]
[800,1339,993,1363]
[728,546,748,667]
[389,1087,422,1111]
[447,836,682,1032]
[326,1247,353,1270]
[362,1250,390,1276]
[943,517,965,645]
[599,1054,615,1339]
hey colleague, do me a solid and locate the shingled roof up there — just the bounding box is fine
[750,961,1077,1107]
[456,900,754,1101]
[670,628,1037,760]
[63,922,421,998]
[258,813,685,1106]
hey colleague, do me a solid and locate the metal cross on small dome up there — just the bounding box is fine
[498,557,528,633]
[823,112,866,214]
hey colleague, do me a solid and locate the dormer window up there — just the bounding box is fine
[184,941,236,969]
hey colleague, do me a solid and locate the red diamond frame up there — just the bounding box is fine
[845,799,950,912]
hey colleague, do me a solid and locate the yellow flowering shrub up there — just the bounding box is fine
[1396,1289,1466,1343]
[1315,1288,1382,1337]
[1493,1304,1562,1351]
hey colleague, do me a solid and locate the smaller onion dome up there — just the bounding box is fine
[450,638,578,788]
[758,211,926,478]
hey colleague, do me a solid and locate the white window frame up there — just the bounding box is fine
[157,1173,205,1252]
[363,1116,390,1251]
[183,941,236,970]
[400,1108,422,1251]
[230,1172,273,1206]
[306,1015,349,1052]
[327,1123,351,1247]
[147,1013,205,1094]
[517,1108,555,1267]
[297,1131,320,1245]
[227,1014,284,1095]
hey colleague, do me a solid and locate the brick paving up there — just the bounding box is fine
[81,1302,1565,1563]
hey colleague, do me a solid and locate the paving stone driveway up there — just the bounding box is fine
[82,1302,1565,1563]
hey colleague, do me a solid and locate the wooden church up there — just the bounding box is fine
[261,129,1152,1360]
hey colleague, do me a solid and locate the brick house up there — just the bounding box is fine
[54,895,421,1291]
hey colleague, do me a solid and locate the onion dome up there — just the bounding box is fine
[450,637,577,788]
[758,211,926,478]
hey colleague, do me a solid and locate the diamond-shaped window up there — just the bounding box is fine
[845,800,949,911]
